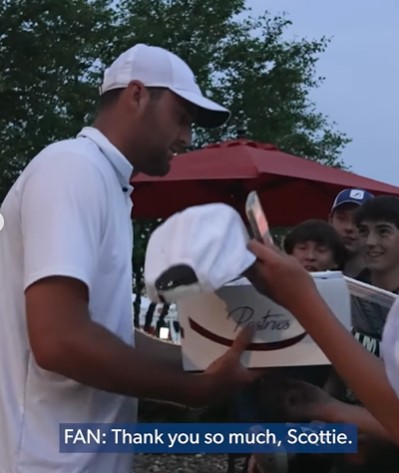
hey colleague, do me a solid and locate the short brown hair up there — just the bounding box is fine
[284,219,346,267]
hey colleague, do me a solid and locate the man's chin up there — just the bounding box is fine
[141,162,171,177]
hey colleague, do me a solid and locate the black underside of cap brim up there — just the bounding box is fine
[195,108,231,129]
[155,265,199,291]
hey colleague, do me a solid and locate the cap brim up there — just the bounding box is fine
[172,89,231,128]
[331,199,363,212]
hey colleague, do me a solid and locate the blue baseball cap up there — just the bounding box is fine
[331,188,374,213]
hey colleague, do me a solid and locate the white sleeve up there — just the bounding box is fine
[20,151,107,293]
[381,297,399,397]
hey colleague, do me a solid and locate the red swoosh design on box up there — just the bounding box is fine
[188,318,307,351]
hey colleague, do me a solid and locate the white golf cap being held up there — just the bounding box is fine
[144,203,256,303]
[100,43,230,128]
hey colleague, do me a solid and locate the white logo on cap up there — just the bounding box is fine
[0,212,4,232]
[349,190,365,200]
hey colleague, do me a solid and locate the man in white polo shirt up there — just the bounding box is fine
[0,44,258,473]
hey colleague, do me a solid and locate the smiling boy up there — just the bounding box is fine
[327,196,399,404]
[355,195,399,292]
[350,195,399,361]
[283,219,346,273]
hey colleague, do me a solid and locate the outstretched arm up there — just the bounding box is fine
[246,240,399,443]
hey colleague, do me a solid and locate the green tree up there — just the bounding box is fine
[0,0,351,300]
[0,0,115,200]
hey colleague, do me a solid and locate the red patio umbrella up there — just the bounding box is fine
[131,139,399,227]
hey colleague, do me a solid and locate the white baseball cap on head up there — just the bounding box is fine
[144,203,257,304]
[99,43,230,128]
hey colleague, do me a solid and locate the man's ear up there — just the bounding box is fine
[125,80,149,111]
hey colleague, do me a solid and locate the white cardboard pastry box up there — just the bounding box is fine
[136,271,352,372]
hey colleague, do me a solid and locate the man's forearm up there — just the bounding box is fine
[36,319,212,407]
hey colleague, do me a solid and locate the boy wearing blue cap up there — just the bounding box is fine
[329,188,374,278]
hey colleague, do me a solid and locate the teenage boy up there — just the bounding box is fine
[329,188,374,277]
[346,196,399,397]
[283,219,346,272]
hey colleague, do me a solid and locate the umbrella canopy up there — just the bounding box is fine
[131,139,399,226]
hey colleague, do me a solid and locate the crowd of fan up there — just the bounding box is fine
[235,188,399,473]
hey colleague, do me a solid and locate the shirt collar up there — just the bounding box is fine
[77,126,134,193]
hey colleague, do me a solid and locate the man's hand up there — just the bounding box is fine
[25,276,264,407]
[202,327,265,400]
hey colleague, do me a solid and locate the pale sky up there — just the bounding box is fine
[246,0,399,186]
